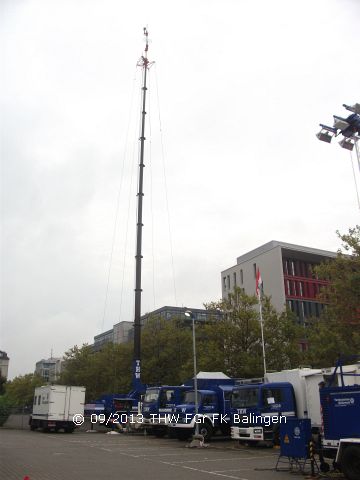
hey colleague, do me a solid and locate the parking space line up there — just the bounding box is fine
[148,459,249,480]
[170,454,275,464]
[182,465,248,479]
[132,452,191,457]
[213,468,254,473]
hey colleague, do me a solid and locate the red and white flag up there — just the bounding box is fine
[256,268,263,299]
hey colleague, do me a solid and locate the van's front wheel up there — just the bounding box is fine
[197,421,213,441]
[341,445,360,480]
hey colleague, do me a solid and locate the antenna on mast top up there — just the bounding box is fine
[144,27,149,52]
[138,27,153,69]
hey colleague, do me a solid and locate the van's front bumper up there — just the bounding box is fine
[231,426,264,441]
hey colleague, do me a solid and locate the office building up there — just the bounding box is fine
[221,240,337,322]
[35,357,63,382]
[0,351,9,379]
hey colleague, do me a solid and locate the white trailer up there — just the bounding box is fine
[265,368,324,428]
[322,364,360,387]
[30,385,85,433]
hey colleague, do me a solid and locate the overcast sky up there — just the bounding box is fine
[1,0,359,379]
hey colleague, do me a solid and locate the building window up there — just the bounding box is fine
[291,261,295,276]
[300,302,305,320]
[227,275,230,289]
[253,263,257,278]
[240,269,243,284]
[223,277,226,289]
[233,272,237,287]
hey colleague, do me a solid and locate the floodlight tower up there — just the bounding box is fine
[316,102,360,209]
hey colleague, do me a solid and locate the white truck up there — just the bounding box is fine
[265,368,324,430]
[230,368,324,445]
[322,363,360,387]
[30,385,86,433]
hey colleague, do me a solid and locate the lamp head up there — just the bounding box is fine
[316,130,332,143]
[339,138,355,151]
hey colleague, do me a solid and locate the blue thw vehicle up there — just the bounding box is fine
[169,374,236,441]
[319,357,360,480]
[230,382,296,445]
[141,385,191,437]
[85,388,146,429]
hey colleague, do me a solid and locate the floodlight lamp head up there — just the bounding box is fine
[339,138,354,151]
[184,310,194,319]
[343,103,360,115]
[333,116,350,131]
[316,130,332,143]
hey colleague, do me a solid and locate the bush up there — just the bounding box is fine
[0,396,12,426]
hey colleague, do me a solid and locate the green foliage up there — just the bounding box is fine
[201,289,263,377]
[201,288,303,377]
[315,225,360,326]
[141,317,193,384]
[4,373,44,406]
[303,317,356,367]
[304,226,360,365]
[0,376,6,395]
[0,395,12,426]
[261,297,303,371]
[60,343,133,401]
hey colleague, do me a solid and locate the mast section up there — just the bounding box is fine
[133,28,152,387]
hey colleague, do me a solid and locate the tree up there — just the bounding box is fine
[261,297,303,371]
[60,343,133,401]
[141,316,193,384]
[303,226,360,365]
[201,289,263,378]
[304,317,357,368]
[0,376,6,395]
[5,373,43,406]
[315,225,360,326]
[201,288,303,377]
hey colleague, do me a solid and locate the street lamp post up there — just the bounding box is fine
[184,310,200,438]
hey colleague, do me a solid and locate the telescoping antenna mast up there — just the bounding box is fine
[133,28,153,388]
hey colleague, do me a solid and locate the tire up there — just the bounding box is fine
[154,428,166,438]
[198,421,213,441]
[41,421,50,433]
[273,426,280,446]
[29,418,36,431]
[220,424,231,436]
[320,462,330,473]
[341,445,360,480]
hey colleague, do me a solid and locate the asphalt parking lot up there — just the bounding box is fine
[0,428,336,480]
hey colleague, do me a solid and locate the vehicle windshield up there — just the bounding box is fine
[159,389,176,407]
[144,389,160,403]
[231,388,259,408]
[183,391,201,404]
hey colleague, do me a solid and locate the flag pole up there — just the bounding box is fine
[258,298,267,376]
[256,268,267,377]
